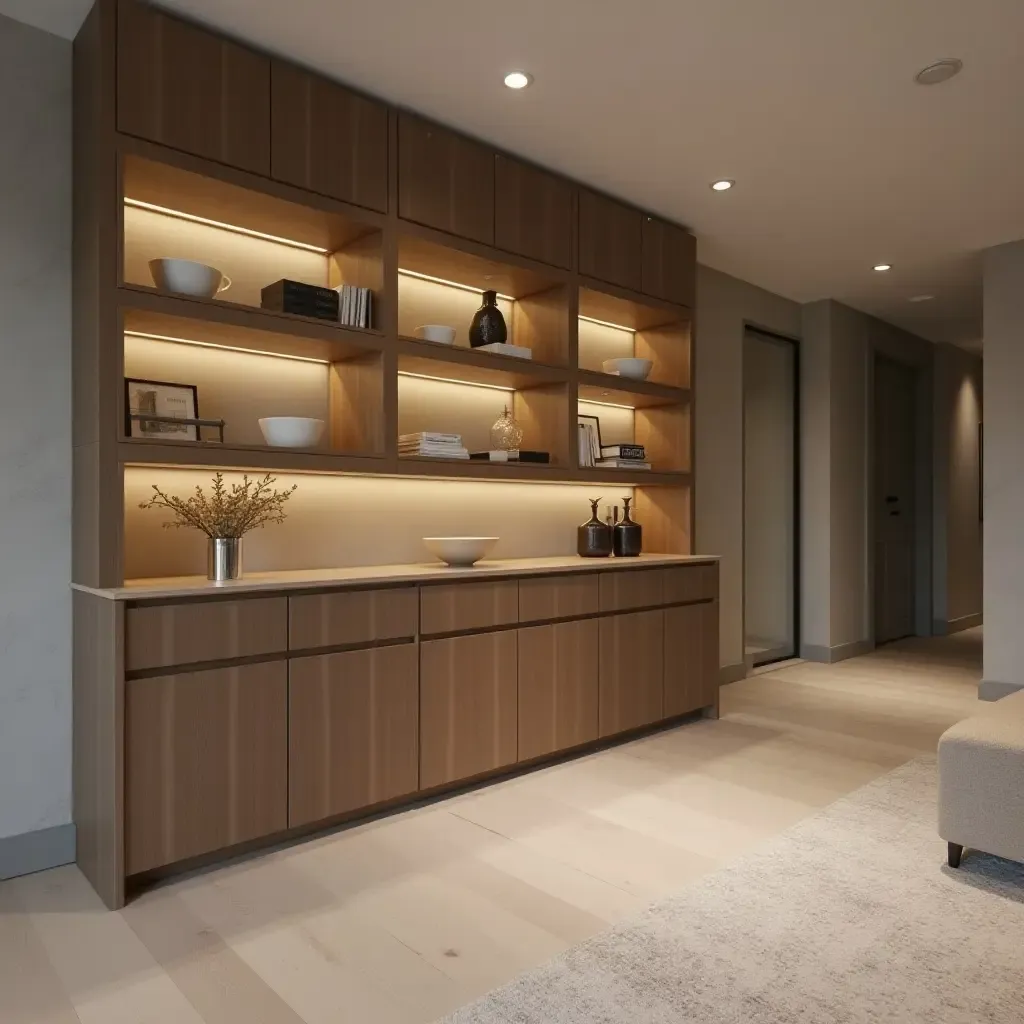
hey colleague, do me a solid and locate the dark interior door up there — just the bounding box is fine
[873,355,917,644]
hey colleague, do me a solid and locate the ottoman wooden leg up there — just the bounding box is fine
[947,842,964,868]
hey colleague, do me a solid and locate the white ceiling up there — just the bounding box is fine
[10,0,1024,350]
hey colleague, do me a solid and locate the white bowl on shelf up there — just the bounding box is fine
[423,537,499,567]
[602,357,653,380]
[149,258,231,299]
[416,324,457,345]
[258,417,325,448]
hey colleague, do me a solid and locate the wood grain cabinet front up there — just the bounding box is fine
[125,597,288,673]
[289,587,417,651]
[517,620,599,761]
[641,215,696,307]
[494,154,573,268]
[518,573,599,624]
[664,602,719,717]
[288,645,419,827]
[125,662,288,875]
[420,632,518,788]
[270,61,388,212]
[117,0,271,175]
[598,569,665,613]
[578,188,643,291]
[662,564,718,605]
[420,580,518,636]
[598,609,665,737]
[398,113,495,244]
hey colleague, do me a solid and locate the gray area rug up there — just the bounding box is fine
[441,759,1024,1023]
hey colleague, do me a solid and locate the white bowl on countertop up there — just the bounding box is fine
[602,357,653,380]
[258,417,325,448]
[423,536,499,567]
[149,258,231,299]
[416,324,457,345]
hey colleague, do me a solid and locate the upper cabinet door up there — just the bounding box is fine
[642,215,696,307]
[494,155,573,268]
[117,1,271,175]
[578,188,643,291]
[270,62,388,212]
[398,114,494,244]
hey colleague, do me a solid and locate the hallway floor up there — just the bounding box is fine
[1,630,983,1024]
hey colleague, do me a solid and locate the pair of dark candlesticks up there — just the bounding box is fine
[578,498,642,557]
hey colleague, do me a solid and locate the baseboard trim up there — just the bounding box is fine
[801,639,874,664]
[0,823,76,881]
[978,679,1024,702]
[945,612,983,635]
[719,662,747,685]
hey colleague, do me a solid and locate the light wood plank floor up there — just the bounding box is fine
[1,629,982,1024]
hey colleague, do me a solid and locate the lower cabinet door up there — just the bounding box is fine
[125,662,288,875]
[599,609,665,737]
[664,602,720,717]
[518,620,599,761]
[288,645,419,827]
[420,632,518,788]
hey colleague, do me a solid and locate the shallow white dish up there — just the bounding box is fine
[416,324,456,345]
[602,357,653,380]
[149,258,231,299]
[258,417,325,448]
[423,536,499,567]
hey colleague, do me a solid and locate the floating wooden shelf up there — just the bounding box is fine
[577,370,689,409]
[576,467,691,486]
[119,438,387,473]
[397,336,568,390]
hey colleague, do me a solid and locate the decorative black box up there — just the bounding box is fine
[261,279,339,320]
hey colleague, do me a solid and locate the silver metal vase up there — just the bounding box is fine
[207,536,242,581]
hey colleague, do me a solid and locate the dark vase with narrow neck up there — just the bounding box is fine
[613,496,642,556]
[578,498,613,557]
[469,289,508,348]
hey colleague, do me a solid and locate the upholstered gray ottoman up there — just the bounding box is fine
[938,688,1024,867]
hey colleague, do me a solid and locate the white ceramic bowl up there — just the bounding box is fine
[416,324,456,345]
[423,537,499,567]
[149,258,231,299]
[258,417,325,448]
[602,357,653,380]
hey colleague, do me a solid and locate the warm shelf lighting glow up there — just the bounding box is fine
[578,314,635,333]
[123,198,331,254]
[578,398,637,411]
[399,268,515,302]
[124,330,330,364]
[398,370,515,392]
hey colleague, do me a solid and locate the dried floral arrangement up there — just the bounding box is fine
[139,472,297,538]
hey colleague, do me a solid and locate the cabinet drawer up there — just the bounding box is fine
[598,569,665,612]
[125,662,287,874]
[289,587,417,651]
[420,580,518,635]
[518,574,599,623]
[125,597,287,672]
[663,564,718,605]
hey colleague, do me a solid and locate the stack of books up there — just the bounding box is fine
[399,432,469,460]
[335,284,373,329]
[262,279,340,321]
[597,442,651,471]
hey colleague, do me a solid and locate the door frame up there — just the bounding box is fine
[867,347,933,643]
[741,324,801,667]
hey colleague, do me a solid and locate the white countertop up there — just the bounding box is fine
[72,552,719,601]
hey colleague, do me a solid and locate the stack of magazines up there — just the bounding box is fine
[335,284,373,328]
[399,431,469,460]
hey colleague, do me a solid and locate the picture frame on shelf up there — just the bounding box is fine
[577,413,603,468]
[125,378,200,441]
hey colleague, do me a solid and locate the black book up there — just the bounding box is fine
[600,443,646,459]
[261,279,340,318]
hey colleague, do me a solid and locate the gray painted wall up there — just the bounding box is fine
[981,240,1024,698]
[694,265,802,675]
[0,16,72,845]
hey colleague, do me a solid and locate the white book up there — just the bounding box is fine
[357,287,365,327]
[338,285,349,325]
[399,431,463,443]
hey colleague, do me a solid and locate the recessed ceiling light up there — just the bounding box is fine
[909,294,935,303]
[873,264,892,272]
[503,71,533,90]
[915,59,963,85]
[710,179,734,191]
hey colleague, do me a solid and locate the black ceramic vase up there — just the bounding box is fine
[578,498,613,557]
[613,496,642,556]
[469,290,507,348]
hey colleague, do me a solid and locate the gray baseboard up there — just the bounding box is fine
[801,639,874,664]
[0,823,76,881]
[947,612,983,635]
[719,662,747,685]
[978,679,1024,702]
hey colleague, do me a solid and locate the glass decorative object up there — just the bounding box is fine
[490,405,524,451]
